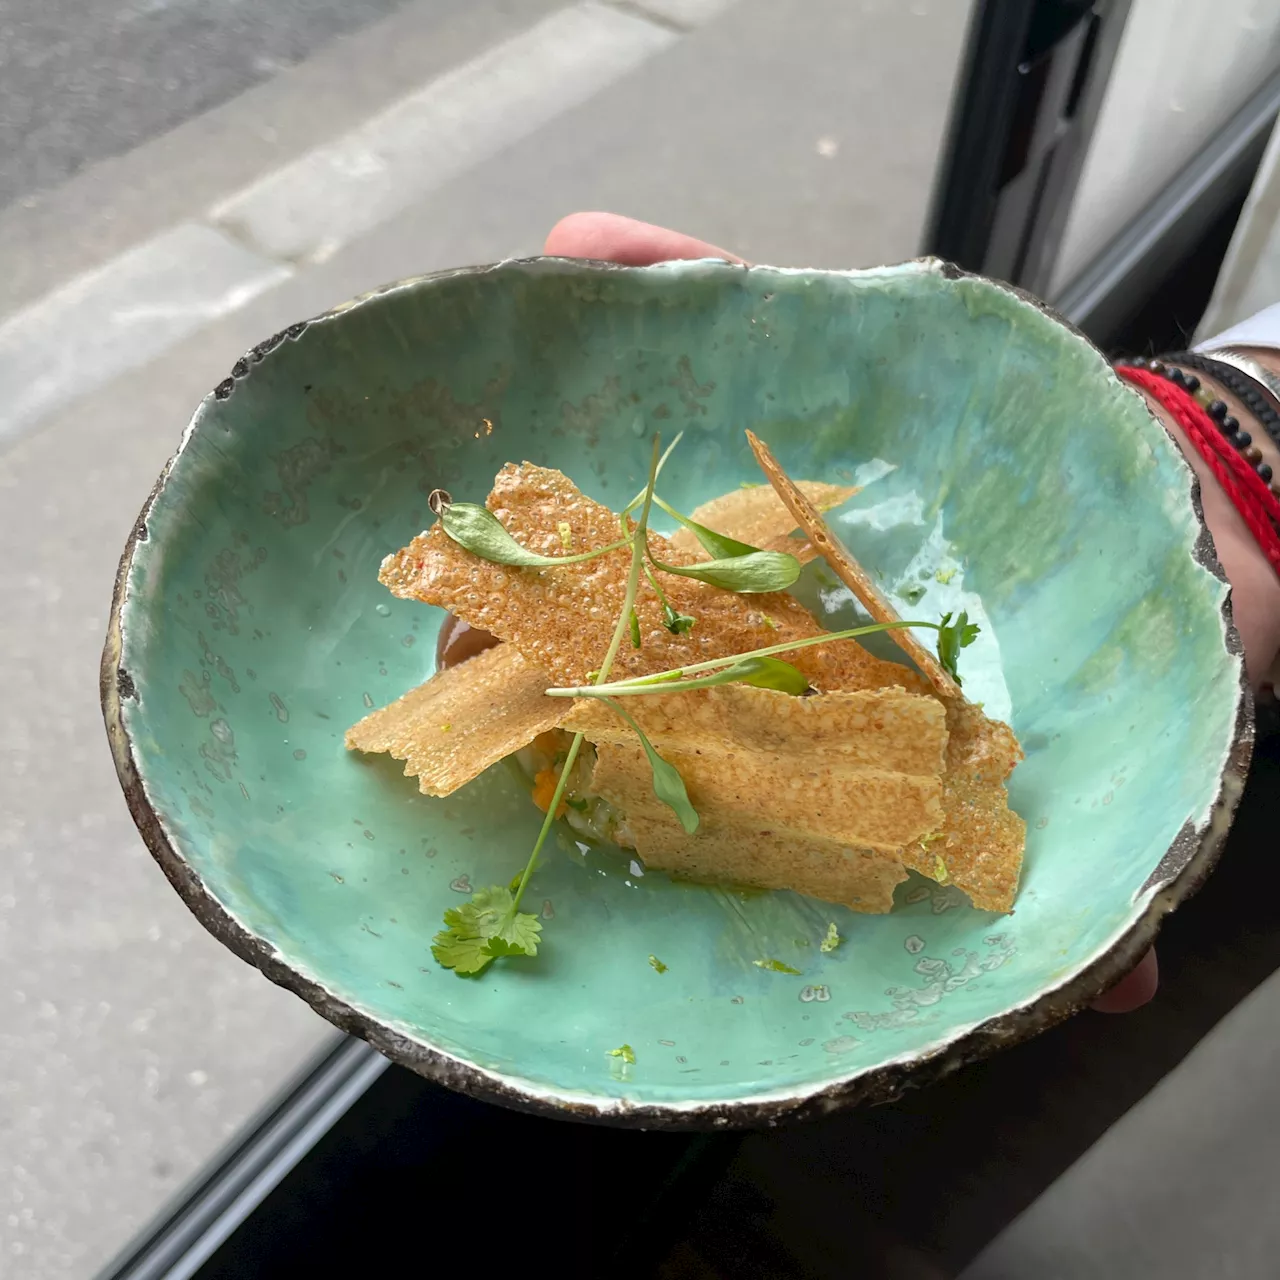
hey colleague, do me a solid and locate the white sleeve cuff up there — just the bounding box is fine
[1195,301,1280,354]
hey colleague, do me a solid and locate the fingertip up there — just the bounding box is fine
[543,211,617,259]
[543,211,740,266]
[1091,947,1159,1014]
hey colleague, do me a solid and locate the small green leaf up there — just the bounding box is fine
[754,958,802,975]
[662,603,696,635]
[432,885,540,974]
[653,494,761,560]
[440,501,627,568]
[648,954,668,974]
[739,481,762,489]
[597,656,809,698]
[820,923,841,953]
[606,1044,636,1064]
[430,932,493,975]
[649,548,802,594]
[716,656,809,694]
[644,740,699,834]
[936,610,980,686]
[565,796,589,812]
[629,608,642,649]
[603,698,699,833]
[485,909,542,958]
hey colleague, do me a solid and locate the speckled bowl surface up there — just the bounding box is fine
[102,257,1251,1127]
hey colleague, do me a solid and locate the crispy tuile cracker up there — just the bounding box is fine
[371,455,1025,912]
[562,683,947,777]
[746,431,962,699]
[743,434,1027,909]
[345,645,565,796]
[593,744,908,911]
[379,463,924,696]
[668,480,856,564]
[900,699,1025,912]
[590,736,939,852]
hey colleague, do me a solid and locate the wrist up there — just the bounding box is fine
[1133,370,1280,691]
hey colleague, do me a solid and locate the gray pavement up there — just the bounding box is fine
[0,0,418,211]
[0,1,970,1275]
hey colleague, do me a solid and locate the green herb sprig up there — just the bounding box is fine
[434,436,691,975]
[543,612,979,702]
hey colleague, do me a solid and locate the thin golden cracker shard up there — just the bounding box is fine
[378,462,918,695]
[561,683,948,778]
[901,699,1026,912]
[640,822,908,914]
[344,645,564,796]
[592,744,907,911]
[588,736,941,855]
[667,480,857,563]
[746,430,961,699]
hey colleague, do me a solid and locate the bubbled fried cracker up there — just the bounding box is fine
[561,683,947,778]
[379,463,922,695]
[344,645,564,795]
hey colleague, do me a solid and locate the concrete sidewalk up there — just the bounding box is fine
[0,2,969,1274]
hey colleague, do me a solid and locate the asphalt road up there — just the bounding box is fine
[0,0,421,211]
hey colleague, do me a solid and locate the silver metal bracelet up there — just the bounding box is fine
[1206,346,1280,414]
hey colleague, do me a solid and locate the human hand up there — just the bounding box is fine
[544,212,1280,1015]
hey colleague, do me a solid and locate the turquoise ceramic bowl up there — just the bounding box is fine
[103,258,1250,1126]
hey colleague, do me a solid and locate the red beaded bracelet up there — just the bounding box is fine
[1114,364,1280,575]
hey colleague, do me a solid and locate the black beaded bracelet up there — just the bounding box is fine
[1162,350,1280,452]
[1114,355,1279,497]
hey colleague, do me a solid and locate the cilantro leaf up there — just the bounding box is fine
[430,913,495,975]
[820,923,841,953]
[606,1044,636,1064]
[754,958,802,974]
[936,610,980,686]
[648,954,668,974]
[432,885,541,975]
[486,908,543,958]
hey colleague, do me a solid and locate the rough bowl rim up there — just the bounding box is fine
[100,255,1255,1129]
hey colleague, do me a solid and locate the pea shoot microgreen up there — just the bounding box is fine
[439,501,630,568]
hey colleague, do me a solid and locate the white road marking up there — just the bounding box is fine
[211,3,677,264]
[0,224,290,446]
[0,1,704,447]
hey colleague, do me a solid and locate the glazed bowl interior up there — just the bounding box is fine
[105,257,1246,1125]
